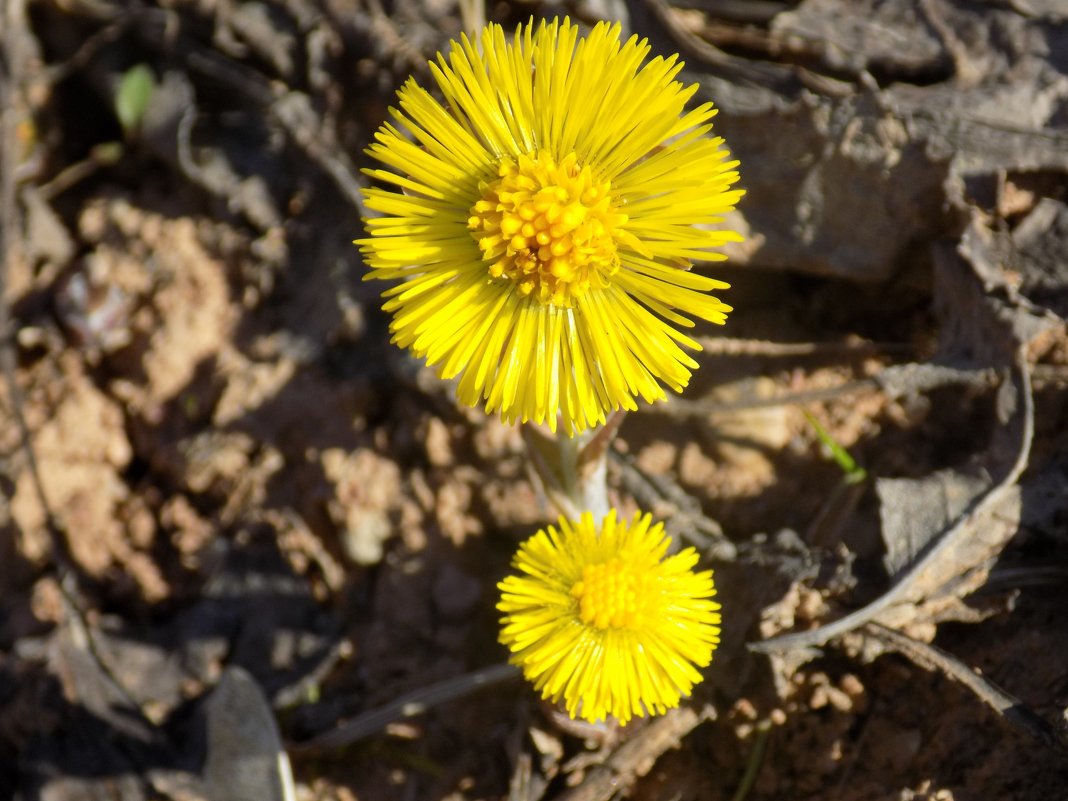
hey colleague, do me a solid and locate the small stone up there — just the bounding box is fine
[341,508,392,566]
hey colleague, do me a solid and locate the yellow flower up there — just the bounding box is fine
[359,17,743,434]
[498,510,721,723]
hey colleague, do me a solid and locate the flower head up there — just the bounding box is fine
[498,510,721,723]
[359,17,743,434]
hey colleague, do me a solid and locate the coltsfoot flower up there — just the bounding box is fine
[358,18,743,434]
[498,510,721,723]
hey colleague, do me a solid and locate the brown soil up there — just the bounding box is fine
[2,1,1068,800]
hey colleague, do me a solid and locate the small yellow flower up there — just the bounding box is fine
[498,510,721,723]
[359,18,743,434]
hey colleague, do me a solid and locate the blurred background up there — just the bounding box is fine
[1,0,1068,799]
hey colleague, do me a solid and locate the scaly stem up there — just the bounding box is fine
[522,411,626,521]
[457,0,486,37]
[557,430,609,522]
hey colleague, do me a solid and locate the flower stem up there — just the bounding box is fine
[522,411,626,521]
[457,0,485,36]
[557,429,610,522]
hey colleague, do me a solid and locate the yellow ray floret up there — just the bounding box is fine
[498,510,721,723]
[358,17,744,434]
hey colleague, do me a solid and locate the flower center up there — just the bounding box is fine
[468,151,625,307]
[570,557,653,630]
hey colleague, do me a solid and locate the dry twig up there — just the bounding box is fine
[863,622,1068,753]
[695,337,913,358]
[554,706,712,801]
[292,663,521,751]
[750,352,1034,653]
[653,362,999,417]
[610,449,735,560]
[632,0,855,95]
[53,0,369,218]
[0,0,172,757]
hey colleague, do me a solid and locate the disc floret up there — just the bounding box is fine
[468,151,625,306]
[571,557,653,630]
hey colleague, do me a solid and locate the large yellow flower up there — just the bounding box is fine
[498,510,721,723]
[359,18,743,433]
